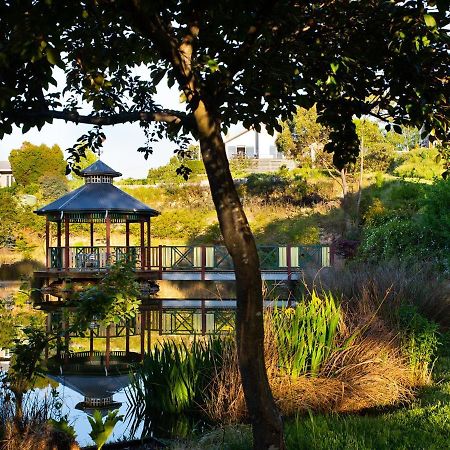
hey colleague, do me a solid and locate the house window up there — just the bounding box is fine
[236,146,246,158]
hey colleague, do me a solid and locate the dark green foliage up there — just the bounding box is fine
[359,179,450,269]
[244,172,320,206]
[72,258,141,330]
[8,142,66,188]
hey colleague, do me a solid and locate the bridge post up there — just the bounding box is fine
[201,299,206,335]
[287,244,292,281]
[201,246,206,280]
[158,245,163,278]
[330,243,335,266]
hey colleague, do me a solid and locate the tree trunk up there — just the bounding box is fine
[340,168,352,234]
[194,102,284,449]
[356,138,364,225]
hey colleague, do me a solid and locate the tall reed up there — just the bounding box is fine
[271,291,342,377]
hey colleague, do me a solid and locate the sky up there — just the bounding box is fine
[0,78,189,179]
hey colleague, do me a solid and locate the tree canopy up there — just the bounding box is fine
[8,142,66,187]
[0,1,448,171]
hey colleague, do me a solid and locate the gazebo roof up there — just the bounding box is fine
[80,160,122,177]
[34,161,159,221]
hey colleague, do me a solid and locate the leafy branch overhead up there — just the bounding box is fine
[0,1,448,172]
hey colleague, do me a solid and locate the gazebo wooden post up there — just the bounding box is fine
[140,311,146,360]
[57,220,62,268]
[90,220,94,249]
[64,216,70,270]
[125,220,130,261]
[106,214,111,264]
[45,217,50,270]
[146,218,151,269]
[105,324,111,370]
[125,320,130,355]
[140,221,145,269]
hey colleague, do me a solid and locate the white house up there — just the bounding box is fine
[0,161,14,188]
[224,126,284,160]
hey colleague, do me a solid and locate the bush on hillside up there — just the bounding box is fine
[244,172,321,205]
[392,147,442,180]
[359,179,450,269]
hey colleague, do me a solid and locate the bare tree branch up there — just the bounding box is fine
[6,109,187,126]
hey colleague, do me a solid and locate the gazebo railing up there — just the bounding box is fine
[49,244,332,272]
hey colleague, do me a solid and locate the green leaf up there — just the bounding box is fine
[330,62,339,74]
[46,47,58,65]
[424,14,436,28]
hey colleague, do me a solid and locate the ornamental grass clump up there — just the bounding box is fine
[271,291,342,377]
[204,289,415,424]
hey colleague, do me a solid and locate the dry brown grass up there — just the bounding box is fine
[204,309,415,424]
[1,422,79,450]
[304,263,450,329]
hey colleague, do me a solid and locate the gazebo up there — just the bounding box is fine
[35,160,160,273]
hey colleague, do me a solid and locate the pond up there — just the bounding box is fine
[0,277,215,446]
[1,364,211,447]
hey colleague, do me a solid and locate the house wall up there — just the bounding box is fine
[225,127,283,160]
[0,172,14,188]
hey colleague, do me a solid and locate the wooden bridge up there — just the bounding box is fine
[38,244,333,281]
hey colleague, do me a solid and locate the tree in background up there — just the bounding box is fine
[354,119,396,173]
[0,2,448,448]
[277,106,329,166]
[8,142,67,191]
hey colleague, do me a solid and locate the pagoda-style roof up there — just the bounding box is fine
[34,160,159,222]
[80,160,122,177]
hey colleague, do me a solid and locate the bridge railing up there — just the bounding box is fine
[49,244,332,272]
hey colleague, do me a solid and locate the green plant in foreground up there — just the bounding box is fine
[88,409,123,450]
[399,305,439,384]
[271,291,342,377]
[126,338,226,417]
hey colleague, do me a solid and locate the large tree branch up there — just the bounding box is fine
[6,109,187,126]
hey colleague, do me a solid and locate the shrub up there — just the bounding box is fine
[399,305,439,384]
[244,172,319,205]
[392,147,442,180]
